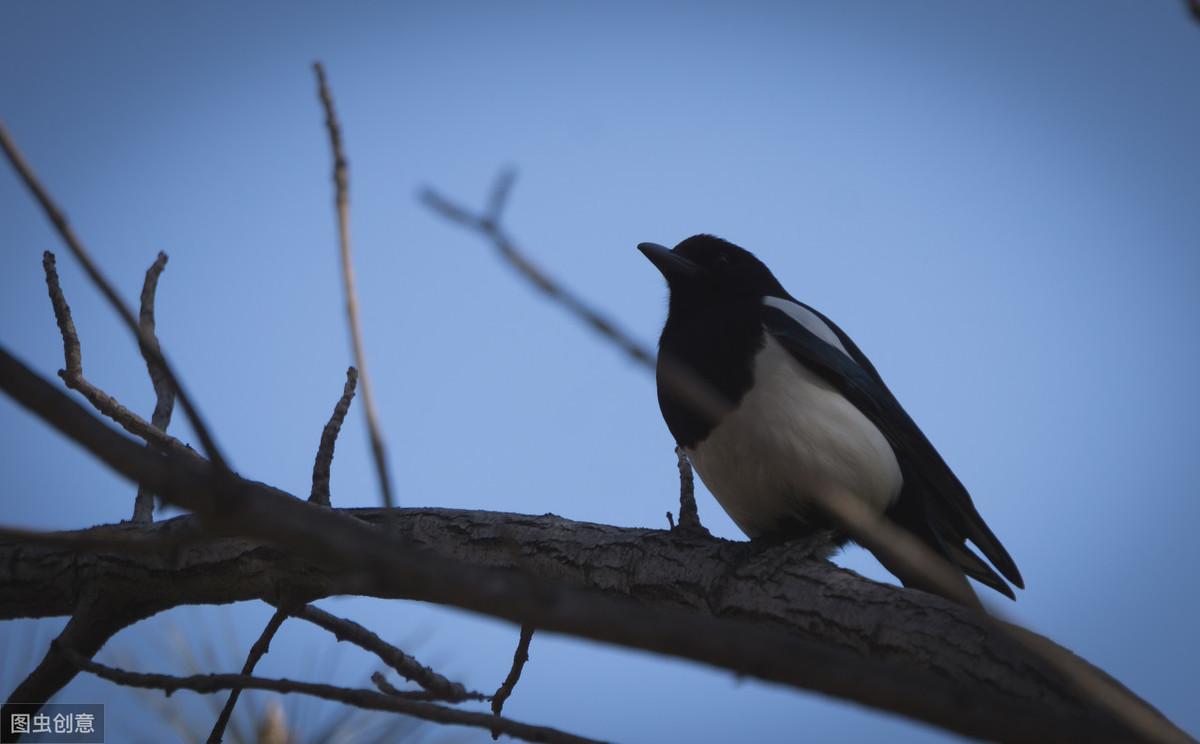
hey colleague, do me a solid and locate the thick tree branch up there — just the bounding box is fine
[312,62,394,509]
[1,347,1188,742]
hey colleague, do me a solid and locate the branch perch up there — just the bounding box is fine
[0,349,1172,744]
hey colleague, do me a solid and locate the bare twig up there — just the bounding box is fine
[310,367,358,506]
[422,175,654,369]
[133,251,175,523]
[207,606,290,743]
[313,62,394,509]
[491,625,535,738]
[62,645,603,744]
[423,176,731,436]
[370,671,454,702]
[41,252,184,454]
[1,120,229,475]
[673,446,706,535]
[284,602,484,702]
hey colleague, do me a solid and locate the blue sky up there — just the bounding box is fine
[2,2,1198,742]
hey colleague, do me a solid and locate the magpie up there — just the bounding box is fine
[639,234,1023,601]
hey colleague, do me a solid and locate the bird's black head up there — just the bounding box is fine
[638,235,787,306]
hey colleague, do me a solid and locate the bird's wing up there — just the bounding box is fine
[761,300,1024,593]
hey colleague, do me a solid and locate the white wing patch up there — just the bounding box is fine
[762,296,850,358]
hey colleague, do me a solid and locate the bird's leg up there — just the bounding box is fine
[671,446,711,537]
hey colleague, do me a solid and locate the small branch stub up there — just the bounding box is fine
[310,367,359,506]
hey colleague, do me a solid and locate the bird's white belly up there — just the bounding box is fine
[686,335,903,538]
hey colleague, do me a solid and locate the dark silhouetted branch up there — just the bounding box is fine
[207,606,290,744]
[59,645,603,744]
[313,62,394,509]
[370,672,455,702]
[283,602,484,703]
[5,590,161,720]
[422,173,655,369]
[491,625,535,738]
[310,367,358,506]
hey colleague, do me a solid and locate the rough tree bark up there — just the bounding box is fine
[0,508,1074,709]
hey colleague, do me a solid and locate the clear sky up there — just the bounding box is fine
[2,2,1198,742]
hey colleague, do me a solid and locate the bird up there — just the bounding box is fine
[639,234,1023,603]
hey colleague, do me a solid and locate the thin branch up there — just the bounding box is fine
[422,177,731,436]
[42,251,82,376]
[371,672,455,702]
[41,251,183,454]
[133,251,175,523]
[284,602,484,702]
[207,606,290,743]
[491,625,534,738]
[313,62,394,509]
[62,646,603,744]
[422,176,654,369]
[672,446,706,535]
[1,120,230,476]
[310,367,358,506]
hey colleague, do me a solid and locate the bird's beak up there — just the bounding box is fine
[638,242,701,282]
